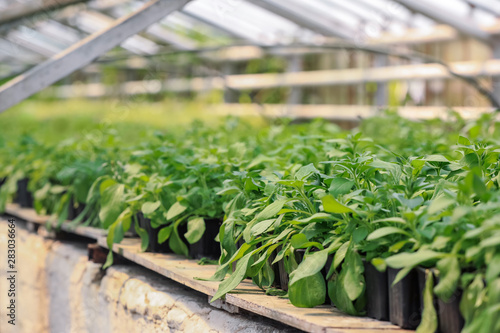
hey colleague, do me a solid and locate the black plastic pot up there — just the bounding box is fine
[417,267,464,333]
[277,259,290,291]
[388,267,421,329]
[188,218,222,260]
[437,289,464,333]
[364,261,389,321]
[136,212,188,253]
[136,212,170,253]
[268,251,281,288]
[231,238,246,272]
[16,178,33,208]
[277,249,306,292]
[67,197,86,221]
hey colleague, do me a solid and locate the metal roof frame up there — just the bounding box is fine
[0,0,500,113]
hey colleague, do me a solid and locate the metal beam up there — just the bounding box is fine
[245,0,356,40]
[392,0,491,42]
[0,0,87,25]
[373,54,388,106]
[287,55,303,105]
[0,0,192,114]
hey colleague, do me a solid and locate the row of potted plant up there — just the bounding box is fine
[1,113,499,332]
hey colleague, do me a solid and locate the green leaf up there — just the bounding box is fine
[166,201,187,221]
[424,154,450,163]
[294,163,319,180]
[329,268,359,315]
[434,257,460,301]
[393,193,424,210]
[289,249,328,286]
[458,135,471,146]
[371,258,387,272]
[372,217,407,224]
[462,153,479,168]
[417,271,438,333]
[480,234,500,248]
[158,226,173,244]
[251,219,275,236]
[294,213,332,223]
[321,195,353,214]
[460,275,485,324]
[99,182,125,228]
[142,201,161,215]
[216,187,240,196]
[486,254,500,283]
[352,226,369,243]
[211,253,252,302]
[185,218,206,244]
[103,214,129,269]
[201,243,252,282]
[169,226,189,256]
[428,197,455,215]
[290,233,308,249]
[333,241,350,271]
[289,272,326,308]
[367,227,411,241]
[255,199,288,221]
[385,250,445,269]
[329,178,354,197]
[134,222,149,252]
[343,248,365,301]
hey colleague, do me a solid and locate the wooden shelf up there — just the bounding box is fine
[4,204,412,333]
[5,203,106,239]
[98,238,411,333]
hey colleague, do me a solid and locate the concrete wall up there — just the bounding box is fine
[0,220,298,333]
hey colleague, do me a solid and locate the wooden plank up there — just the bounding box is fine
[4,203,106,239]
[0,0,192,114]
[201,25,458,63]
[206,104,498,122]
[98,237,411,333]
[5,203,49,224]
[51,58,500,97]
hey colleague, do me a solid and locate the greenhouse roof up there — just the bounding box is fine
[1,0,500,112]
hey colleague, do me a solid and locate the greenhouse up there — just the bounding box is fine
[1,0,500,332]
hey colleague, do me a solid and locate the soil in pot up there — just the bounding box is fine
[188,218,222,260]
[16,178,33,208]
[364,261,389,321]
[388,267,421,329]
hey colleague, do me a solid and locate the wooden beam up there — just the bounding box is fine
[392,0,491,42]
[200,25,458,63]
[206,104,497,121]
[52,58,500,97]
[0,0,192,114]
